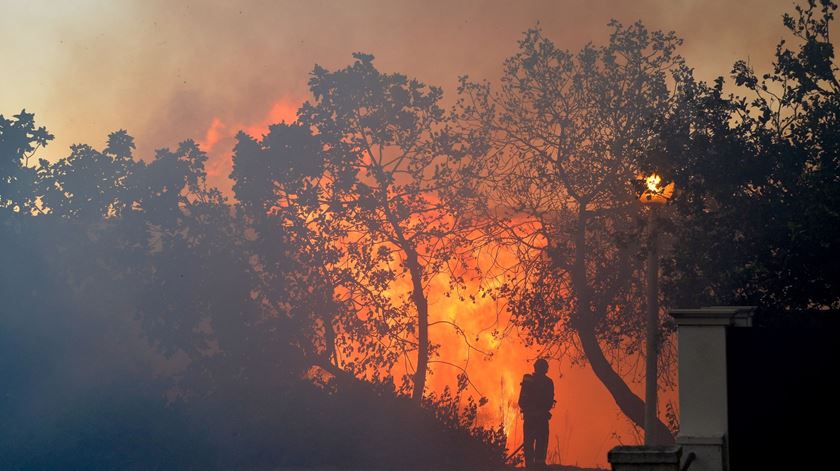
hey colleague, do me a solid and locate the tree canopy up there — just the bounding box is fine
[2,0,839,467]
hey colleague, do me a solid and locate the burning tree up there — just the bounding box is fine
[1,113,508,470]
[231,122,343,382]
[454,22,685,442]
[235,53,478,402]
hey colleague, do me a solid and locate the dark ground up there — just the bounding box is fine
[548,466,607,471]
[272,466,606,470]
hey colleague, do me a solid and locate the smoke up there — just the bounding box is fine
[4,0,797,166]
[0,1,808,466]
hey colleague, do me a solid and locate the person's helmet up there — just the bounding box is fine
[534,358,549,374]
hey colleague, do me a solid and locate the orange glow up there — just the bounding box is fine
[418,250,675,467]
[198,117,225,152]
[415,255,677,467]
[232,122,677,469]
[329,212,676,468]
[646,173,663,193]
[243,101,300,138]
[639,173,675,205]
[198,98,302,195]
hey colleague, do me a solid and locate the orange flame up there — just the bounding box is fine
[205,116,676,467]
[422,245,676,468]
[639,172,674,205]
[315,198,675,468]
[365,218,676,468]
[645,173,663,194]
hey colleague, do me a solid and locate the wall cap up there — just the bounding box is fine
[669,306,756,327]
[677,434,726,446]
[608,445,683,464]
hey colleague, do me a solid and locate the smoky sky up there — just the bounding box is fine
[2,1,827,467]
[0,0,813,166]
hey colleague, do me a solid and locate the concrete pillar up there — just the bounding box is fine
[668,306,755,471]
[608,446,682,471]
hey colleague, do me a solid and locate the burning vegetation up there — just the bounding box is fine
[2,1,839,469]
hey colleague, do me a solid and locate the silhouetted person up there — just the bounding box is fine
[518,358,554,469]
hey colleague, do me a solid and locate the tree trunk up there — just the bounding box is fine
[570,205,674,444]
[320,309,338,367]
[377,175,430,403]
[406,247,430,402]
[577,318,674,443]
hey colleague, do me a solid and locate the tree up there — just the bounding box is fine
[295,53,476,401]
[664,0,840,312]
[37,130,136,220]
[455,23,683,442]
[0,110,53,213]
[231,122,346,379]
[1,114,508,469]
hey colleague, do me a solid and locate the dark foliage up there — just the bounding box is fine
[0,108,505,470]
[663,0,840,312]
[3,1,840,467]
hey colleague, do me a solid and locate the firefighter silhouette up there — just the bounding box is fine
[518,358,554,469]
